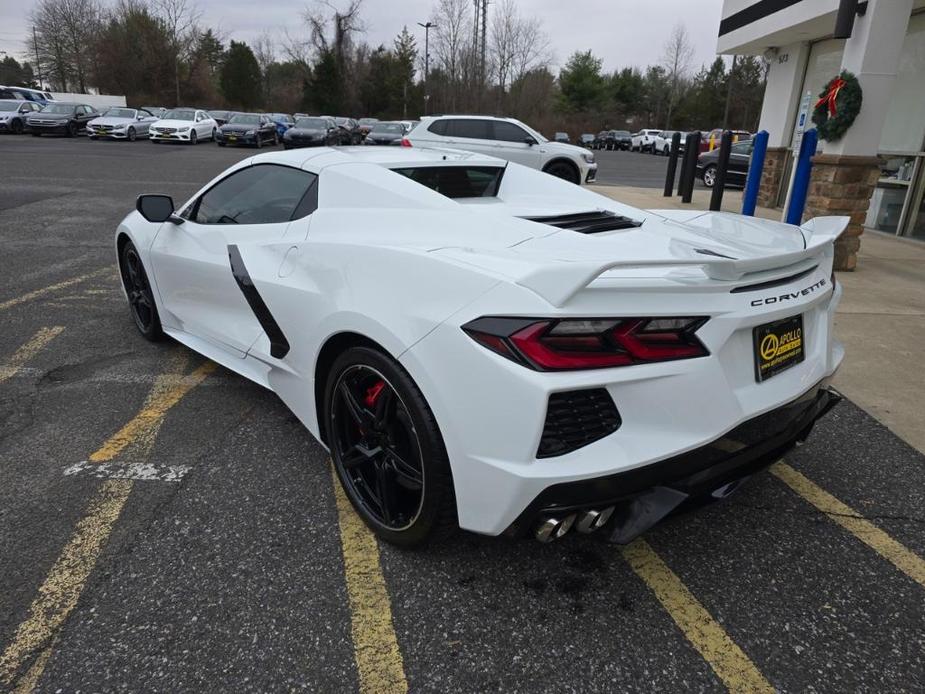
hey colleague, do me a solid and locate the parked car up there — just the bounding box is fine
[578,133,595,148]
[0,99,42,134]
[267,113,295,138]
[149,108,217,144]
[120,145,845,546]
[700,128,752,153]
[0,85,55,104]
[86,107,158,141]
[141,106,167,119]
[631,128,661,153]
[554,131,570,143]
[652,130,683,156]
[611,130,632,151]
[697,138,753,188]
[399,120,417,133]
[357,117,379,138]
[405,114,597,184]
[209,110,236,126]
[335,117,363,144]
[591,131,608,149]
[216,112,278,148]
[26,102,98,137]
[282,116,343,148]
[363,121,406,146]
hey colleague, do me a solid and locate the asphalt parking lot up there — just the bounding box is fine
[1,135,924,693]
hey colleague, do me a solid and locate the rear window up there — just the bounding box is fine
[443,119,492,139]
[392,166,504,199]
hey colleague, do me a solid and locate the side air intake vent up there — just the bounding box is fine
[537,388,622,458]
[523,210,642,234]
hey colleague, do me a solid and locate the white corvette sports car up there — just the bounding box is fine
[116,146,845,547]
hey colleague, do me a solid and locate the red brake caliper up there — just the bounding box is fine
[364,380,386,408]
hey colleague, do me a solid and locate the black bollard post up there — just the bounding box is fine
[680,131,701,203]
[663,131,682,197]
[677,132,694,196]
[709,130,734,212]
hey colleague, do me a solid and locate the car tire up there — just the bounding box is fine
[189,130,198,145]
[88,135,97,140]
[32,132,41,137]
[151,138,160,144]
[218,141,226,147]
[255,134,262,149]
[66,121,77,137]
[273,133,279,146]
[11,119,23,134]
[325,346,456,548]
[119,240,164,341]
[127,127,136,142]
[211,128,216,141]
[543,160,580,184]
[702,164,717,188]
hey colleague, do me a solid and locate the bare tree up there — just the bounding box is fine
[490,0,550,111]
[31,0,101,92]
[661,23,693,128]
[430,0,473,112]
[154,0,202,104]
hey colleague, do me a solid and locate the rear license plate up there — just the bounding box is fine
[753,314,805,382]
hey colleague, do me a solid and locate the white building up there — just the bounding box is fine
[717,0,925,246]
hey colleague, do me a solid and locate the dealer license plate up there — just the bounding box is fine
[753,314,805,382]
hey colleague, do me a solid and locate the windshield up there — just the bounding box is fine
[103,108,136,119]
[614,130,630,137]
[210,110,230,119]
[295,117,328,129]
[0,100,21,112]
[371,123,403,134]
[163,109,195,121]
[229,114,261,125]
[269,113,292,122]
[392,166,504,199]
[41,104,75,114]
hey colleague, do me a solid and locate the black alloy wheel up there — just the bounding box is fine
[11,118,23,134]
[120,241,164,340]
[326,347,456,547]
[66,121,77,137]
[255,133,263,149]
[544,160,580,184]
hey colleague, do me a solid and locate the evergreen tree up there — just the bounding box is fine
[220,41,262,109]
[558,51,605,112]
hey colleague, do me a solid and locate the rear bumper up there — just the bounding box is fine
[504,382,842,541]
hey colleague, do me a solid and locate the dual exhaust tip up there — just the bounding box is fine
[535,506,614,542]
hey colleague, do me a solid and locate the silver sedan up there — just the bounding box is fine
[86,107,159,141]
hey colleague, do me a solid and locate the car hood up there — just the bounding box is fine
[152,119,196,128]
[542,141,590,157]
[28,112,71,121]
[89,116,134,126]
[286,127,327,137]
[221,123,259,133]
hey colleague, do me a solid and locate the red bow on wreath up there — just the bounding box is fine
[815,77,847,117]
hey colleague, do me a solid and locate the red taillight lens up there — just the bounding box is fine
[463,316,709,371]
[400,137,412,147]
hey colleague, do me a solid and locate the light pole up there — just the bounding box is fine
[417,21,435,116]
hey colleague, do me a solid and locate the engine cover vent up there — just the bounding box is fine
[523,210,642,234]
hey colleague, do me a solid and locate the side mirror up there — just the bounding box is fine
[524,137,537,146]
[136,194,182,224]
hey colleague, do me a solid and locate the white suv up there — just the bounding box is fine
[404,115,597,185]
[631,128,662,153]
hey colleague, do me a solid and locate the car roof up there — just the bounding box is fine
[246,145,505,173]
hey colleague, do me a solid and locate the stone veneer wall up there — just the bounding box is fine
[803,154,881,271]
[756,146,789,209]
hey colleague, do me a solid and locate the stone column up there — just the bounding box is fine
[804,155,881,271]
[811,0,912,270]
[757,147,788,209]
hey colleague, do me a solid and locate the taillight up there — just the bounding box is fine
[462,316,709,371]
[400,137,412,147]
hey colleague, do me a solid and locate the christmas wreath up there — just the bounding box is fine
[811,70,862,141]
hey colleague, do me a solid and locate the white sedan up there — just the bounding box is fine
[149,108,217,144]
[115,146,845,547]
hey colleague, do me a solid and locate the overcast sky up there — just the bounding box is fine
[0,0,727,78]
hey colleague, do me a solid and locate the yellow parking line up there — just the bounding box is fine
[771,462,925,589]
[0,327,64,384]
[0,353,214,689]
[0,268,111,312]
[331,467,408,694]
[622,539,774,693]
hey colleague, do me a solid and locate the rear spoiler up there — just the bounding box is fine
[515,216,848,307]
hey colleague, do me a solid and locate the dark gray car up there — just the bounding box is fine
[26,102,98,137]
[363,121,406,146]
[283,116,343,149]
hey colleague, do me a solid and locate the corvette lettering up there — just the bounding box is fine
[750,278,827,307]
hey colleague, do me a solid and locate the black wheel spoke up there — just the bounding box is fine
[374,465,397,525]
[338,381,373,428]
[373,386,393,430]
[386,447,423,488]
